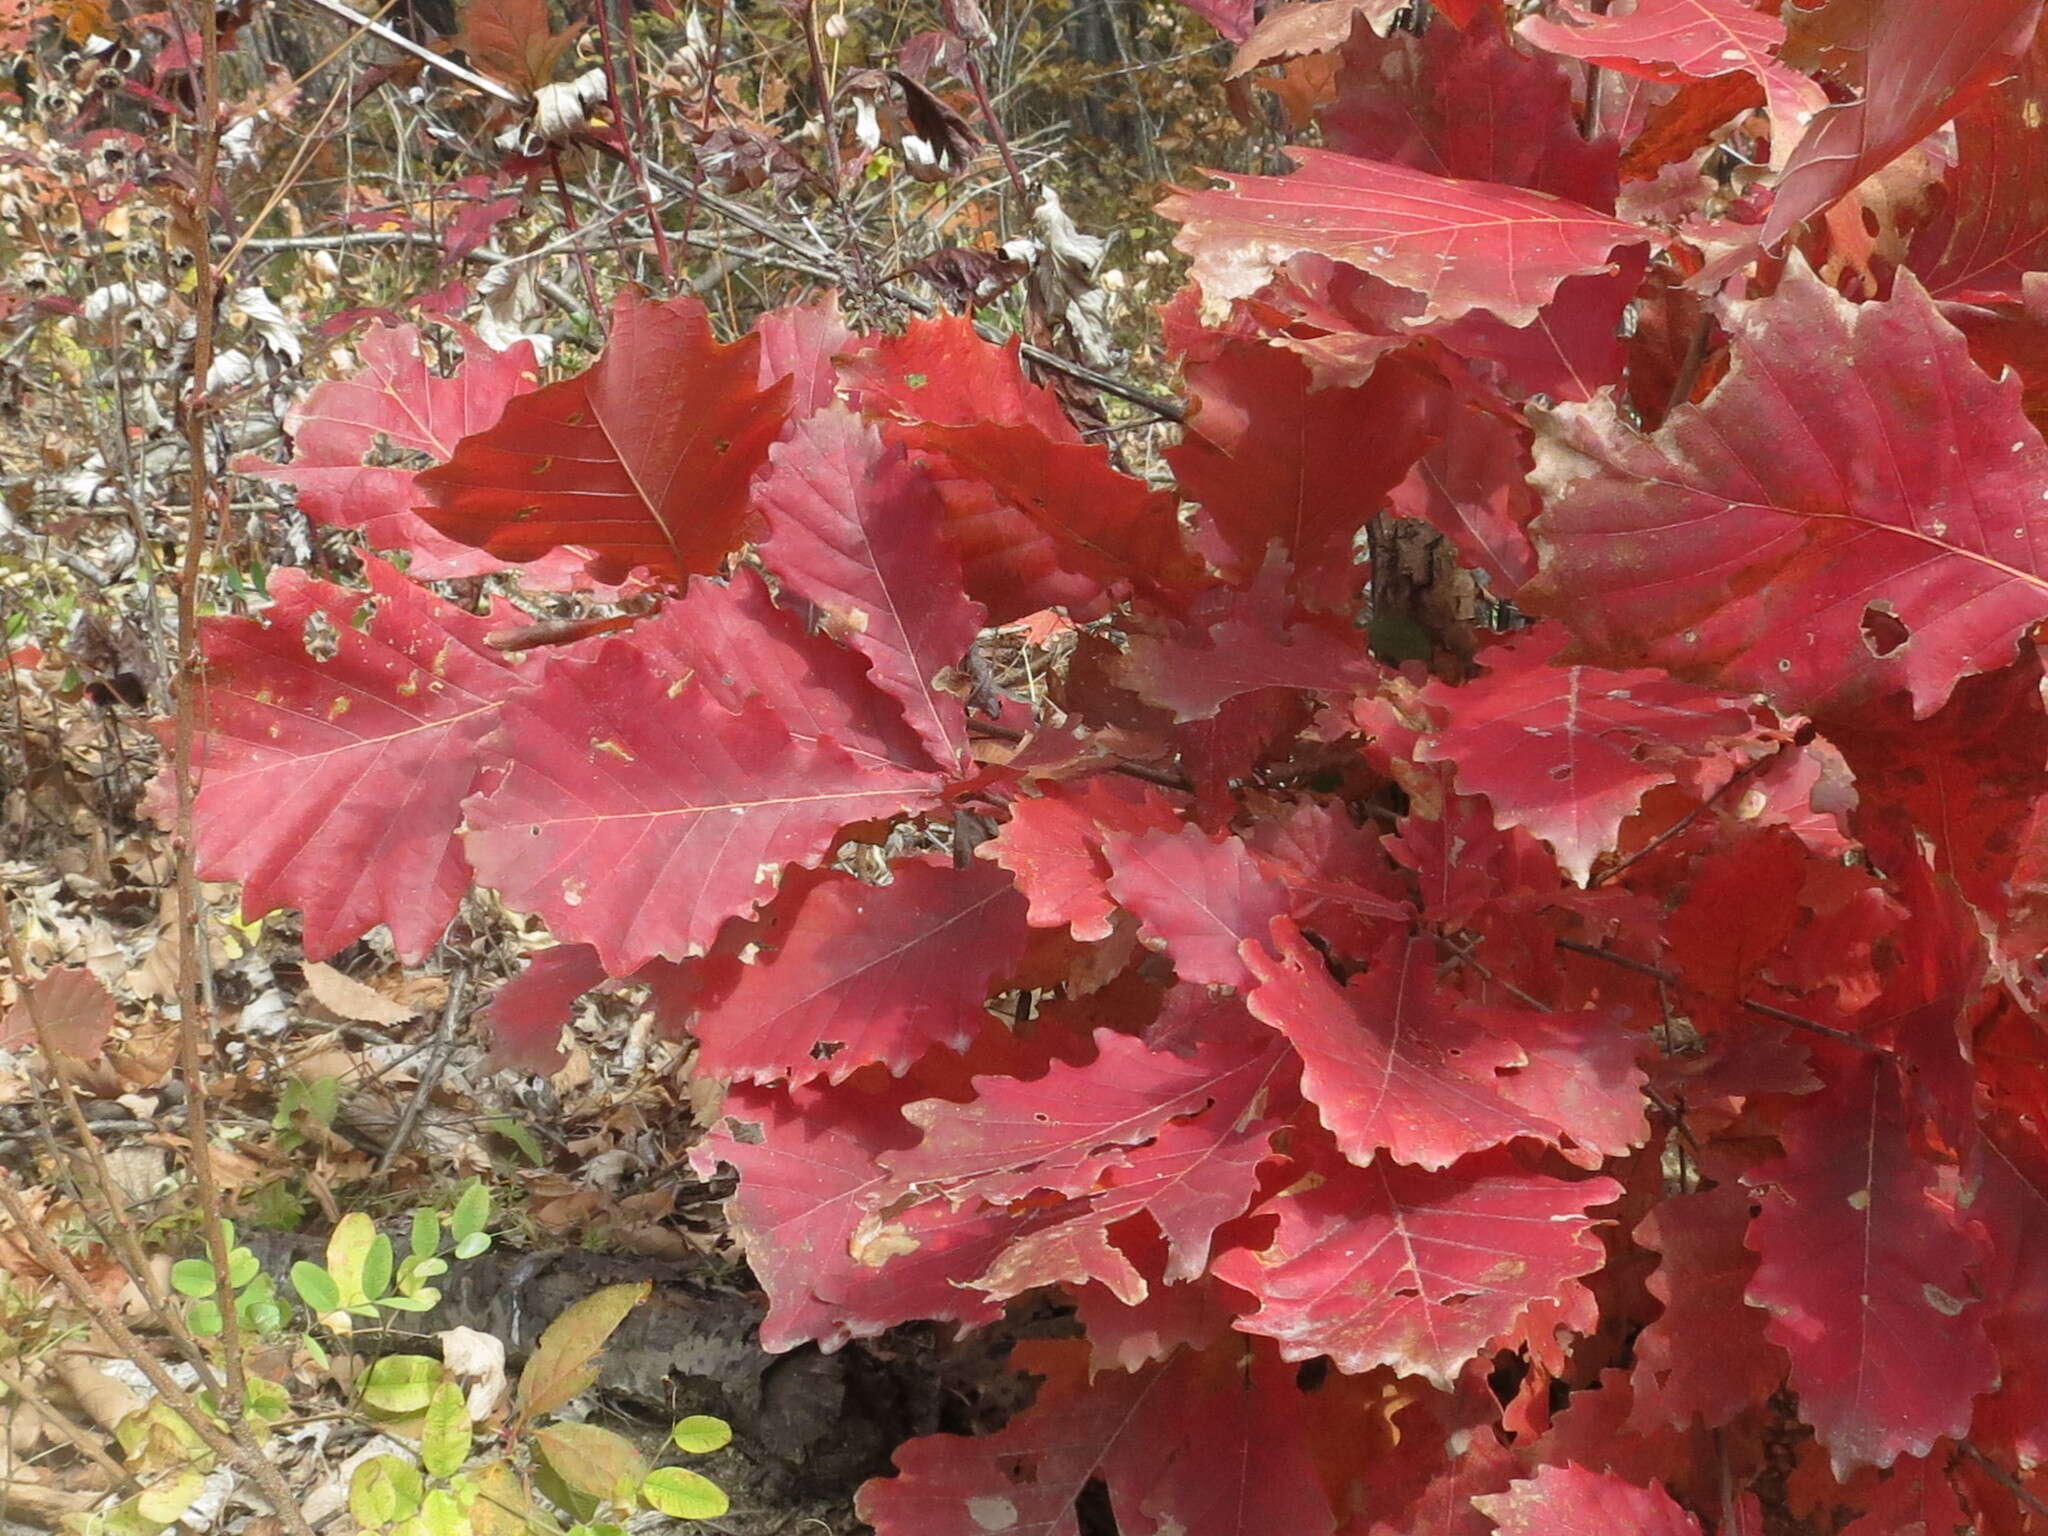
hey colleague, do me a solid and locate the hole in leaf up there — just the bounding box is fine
[1860,604,1910,657]
[302,610,340,661]
[1074,1477,1116,1536]
[810,1040,845,1061]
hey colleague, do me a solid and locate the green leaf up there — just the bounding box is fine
[291,1261,342,1314]
[380,1288,443,1313]
[244,1376,291,1430]
[351,1455,425,1528]
[419,1487,470,1536]
[326,1212,378,1306]
[186,1299,222,1336]
[361,1354,445,1416]
[227,1247,261,1289]
[515,1282,649,1423]
[302,1332,331,1370]
[640,1467,728,1520]
[135,1464,205,1525]
[670,1415,732,1454]
[363,1231,396,1301]
[452,1181,491,1242]
[453,1232,491,1261]
[490,1117,544,1166]
[421,1381,472,1480]
[410,1207,442,1262]
[534,1422,648,1504]
[171,1259,218,1298]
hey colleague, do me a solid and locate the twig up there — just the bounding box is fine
[0,1356,133,1490]
[375,969,471,1174]
[969,721,1192,792]
[1962,1442,2048,1522]
[588,0,674,288]
[171,0,249,1420]
[0,1174,319,1536]
[1553,938,1880,1051]
[294,0,524,105]
[0,891,219,1384]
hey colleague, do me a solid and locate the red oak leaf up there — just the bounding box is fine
[1528,263,2048,719]
[1245,922,1550,1169]
[754,292,853,420]
[1326,16,1617,206]
[1838,1456,1970,1536]
[1113,583,1383,722]
[1072,1259,1242,1373]
[855,1339,1337,1536]
[1473,1464,1703,1536]
[754,408,985,769]
[234,323,556,581]
[1160,147,1645,326]
[1104,826,1293,989]
[688,857,1030,1086]
[1213,1148,1620,1386]
[1968,1118,2048,1466]
[886,1025,1267,1204]
[1663,827,1810,1007]
[972,1083,1286,1302]
[417,293,789,586]
[1908,22,2048,302]
[1247,924,1636,1169]
[1763,0,2044,246]
[1517,0,1824,160]
[179,558,519,962]
[1386,393,1541,593]
[979,778,1185,941]
[475,942,605,1075]
[1628,1186,1787,1430]
[630,568,930,773]
[689,1081,1015,1352]
[842,315,1077,439]
[1743,1053,1998,1473]
[1416,629,1760,884]
[463,640,942,973]
[0,967,117,1058]
[1167,338,1447,606]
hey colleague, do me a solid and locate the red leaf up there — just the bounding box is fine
[418,293,789,586]
[180,559,518,962]
[689,1081,1013,1351]
[755,408,985,769]
[1763,0,2044,246]
[234,323,552,581]
[0,967,117,1058]
[1628,1186,1787,1430]
[456,0,582,95]
[1743,1053,1998,1472]
[1416,630,1760,883]
[631,568,930,773]
[1327,17,1617,207]
[475,943,605,1075]
[1908,22,2048,301]
[979,778,1185,942]
[1245,924,1634,1169]
[1517,0,1824,157]
[1161,147,1645,327]
[1114,581,1384,722]
[1473,1464,1703,1536]
[1837,1456,1970,1536]
[1972,1119,2048,1467]
[463,639,942,973]
[972,1086,1286,1300]
[1386,394,1541,593]
[1168,339,1447,606]
[1527,263,2048,719]
[1663,829,1810,1004]
[887,1025,1270,1205]
[1104,826,1293,989]
[754,293,852,420]
[843,315,1077,440]
[1213,1148,1620,1386]
[855,1339,1337,1536]
[688,858,1030,1085]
